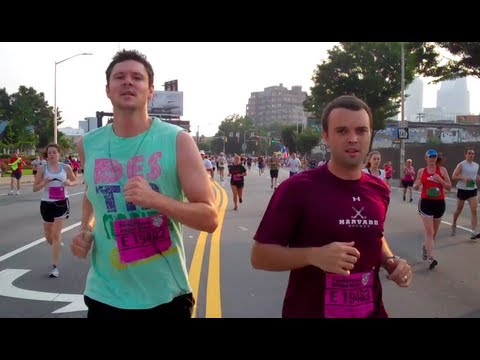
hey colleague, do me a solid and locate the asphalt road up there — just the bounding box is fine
[1,168,480,318]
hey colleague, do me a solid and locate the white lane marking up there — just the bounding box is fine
[0,269,87,313]
[238,226,248,231]
[0,222,81,263]
[440,220,473,234]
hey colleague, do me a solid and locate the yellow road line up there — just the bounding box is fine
[188,182,221,318]
[206,180,228,318]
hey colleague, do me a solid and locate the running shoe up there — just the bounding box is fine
[49,266,59,278]
[470,231,480,240]
[427,258,438,270]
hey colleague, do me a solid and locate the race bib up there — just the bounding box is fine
[113,214,172,264]
[467,179,476,188]
[426,187,441,197]
[49,186,65,200]
[324,271,374,318]
[233,174,243,181]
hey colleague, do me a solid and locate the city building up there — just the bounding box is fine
[437,78,470,117]
[79,117,98,134]
[405,77,424,122]
[58,127,84,144]
[246,83,309,128]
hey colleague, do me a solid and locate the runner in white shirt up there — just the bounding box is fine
[217,152,226,181]
[286,153,301,177]
[362,151,386,182]
[200,150,213,180]
[451,147,480,239]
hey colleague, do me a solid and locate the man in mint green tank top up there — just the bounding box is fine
[70,49,218,319]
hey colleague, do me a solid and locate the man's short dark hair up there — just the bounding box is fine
[105,49,154,87]
[321,95,373,133]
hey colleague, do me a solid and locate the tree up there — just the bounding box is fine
[217,114,256,154]
[296,129,321,155]
[281,125,297,154]
[0,88,12,121]
[6,86,59,151]
[304,42,420,151]
[417,42,480,82]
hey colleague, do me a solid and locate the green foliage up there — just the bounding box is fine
[417,42,480,82]
[0,85,58,152]
[304,42,421,150]
[281,125,297,153]
[216,114,257,154]
[296,129,321,155]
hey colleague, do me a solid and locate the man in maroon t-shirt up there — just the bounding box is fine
[252,95,413,318]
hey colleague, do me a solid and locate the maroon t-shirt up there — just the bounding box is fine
[254,165,390,318]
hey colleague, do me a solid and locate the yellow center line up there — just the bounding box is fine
[206,180,228,318]
[188,182,221,318]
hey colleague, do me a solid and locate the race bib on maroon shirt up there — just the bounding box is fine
[324,271,374,318]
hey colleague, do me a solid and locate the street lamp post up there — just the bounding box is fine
[399,43,406,178]
[218,130,226,154]
[54,52,92,144]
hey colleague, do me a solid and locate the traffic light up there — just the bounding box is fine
[224,136,227,143]
[271,138,275,145]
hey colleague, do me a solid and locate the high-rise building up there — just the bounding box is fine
[246,84,309,127]
[437,78,470,116]
[79,117,98,134]
[405,78,424,121]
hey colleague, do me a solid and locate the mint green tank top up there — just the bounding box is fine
[82,117,191,309]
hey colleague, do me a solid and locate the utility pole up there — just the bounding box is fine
[399,42,406,179]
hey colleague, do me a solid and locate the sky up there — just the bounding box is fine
[0,42,479,137]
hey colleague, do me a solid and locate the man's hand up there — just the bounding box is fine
[384,257,412,287]
[71,230,93,259]
[308,241,360,276]
[124,176,156,209]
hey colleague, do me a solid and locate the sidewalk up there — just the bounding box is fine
[0,174,35,186]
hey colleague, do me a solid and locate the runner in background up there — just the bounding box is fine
[383,161,393,188]
[33,143,77,278]
[414,149,451,270]
[402,159,415,202]
[8,149,27,195]
[450,147,480,239]
[229,155,247,210]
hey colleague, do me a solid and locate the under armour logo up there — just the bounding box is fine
[352,207,365,219]
[353,196,361,202]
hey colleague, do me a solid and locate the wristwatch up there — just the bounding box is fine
[382,255,400,268]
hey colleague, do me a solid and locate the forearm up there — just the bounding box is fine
[148,191,218,233]
[380,237,394,268]
[251,242,311,271]
[32,182,46,192]
[81,193,95,231]
[441,180,451,191]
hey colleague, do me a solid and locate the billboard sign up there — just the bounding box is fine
[148,91,183,116]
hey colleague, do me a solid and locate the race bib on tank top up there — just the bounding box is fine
[113,214,172,264]
[49,186,65,200]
